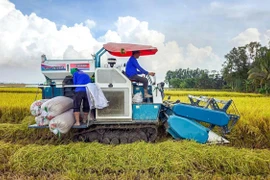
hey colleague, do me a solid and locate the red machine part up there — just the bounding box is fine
[103,42,158,57]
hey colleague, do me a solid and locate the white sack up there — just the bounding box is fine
[41,96,73,120]
[35,115,49,126]
[132,92,143,103]
[49,109,75,134]
[30,99,48,116]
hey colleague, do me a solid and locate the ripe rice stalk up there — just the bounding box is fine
[0,141,22,171]
[165,90,265,97]
[0,92,42,123]
[0,123,68,145]
[0,87,41,93]
[8,141,270,177]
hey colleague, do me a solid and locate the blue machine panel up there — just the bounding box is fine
[167,115,209,143]
[42,87,64,99]
[132,104,160,120]
[172,104,229,126]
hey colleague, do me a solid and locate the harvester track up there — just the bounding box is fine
[73,124,158,144]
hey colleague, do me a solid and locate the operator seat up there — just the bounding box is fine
[122,70,153,103]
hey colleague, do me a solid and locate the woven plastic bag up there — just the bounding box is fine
[30,99,48,116]
[35,115,49,126]
[41,96,73,120]
[49,109,75,134]
[132,92,143,103]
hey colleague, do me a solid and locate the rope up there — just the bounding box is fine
[34,87,40,101]
[29,87,40,127]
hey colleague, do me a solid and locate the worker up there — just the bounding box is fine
[70,68,91,126]
[125,50,155,98]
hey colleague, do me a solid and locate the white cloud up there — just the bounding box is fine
[0,0,99,83]
[0,0,222,83]
[185,44,221,70]
[99,30,121,43]
[63,45,81,59]
[0,0,14,19]
[114,16,165,46]
[263,30,270,45]
[101,17,222,81]
[231,28,260,46]
[84,19,96,29]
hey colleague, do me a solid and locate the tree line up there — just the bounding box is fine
[165,68,224,89]
[165,42,270,94]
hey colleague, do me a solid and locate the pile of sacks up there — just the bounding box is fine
[30,96,75,135]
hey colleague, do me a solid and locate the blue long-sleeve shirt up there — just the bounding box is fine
[73,71,91,92]
[125,56,148,78]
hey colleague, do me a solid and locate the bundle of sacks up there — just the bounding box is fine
[30,96,75,135]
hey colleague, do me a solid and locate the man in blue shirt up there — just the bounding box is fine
[125,51,155,98]
[70,68,91,126]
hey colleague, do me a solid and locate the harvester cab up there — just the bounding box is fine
[29,42,240,144]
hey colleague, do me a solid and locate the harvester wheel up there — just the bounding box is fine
[72,124,158,144]
[87,132,99,142]
[130,136,140,143]
[146,128,158,142]
[138,130,148,142]
[120,137,128,144]
[78,135,86,142]
[111,137,120,145]
[102,138,110,144]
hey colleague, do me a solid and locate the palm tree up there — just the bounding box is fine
[248,47,270,94]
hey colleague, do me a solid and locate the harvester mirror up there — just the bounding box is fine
[107,58,116,68]
[41,54,47,63]
[168,96,171,100]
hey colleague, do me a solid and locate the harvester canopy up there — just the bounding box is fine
[103,42,158,57]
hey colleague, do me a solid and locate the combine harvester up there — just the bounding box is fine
[29,43,240,144]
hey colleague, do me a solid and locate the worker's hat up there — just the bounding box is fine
[70,68,78,75]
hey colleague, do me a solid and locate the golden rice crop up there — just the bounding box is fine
[5,140,270,178]
[0,92,41,107]
[0,92,42,123]
[1,140,270,179]
[1,88,270,148]
[0,116,73,145]
[1,88,270,179]
[0,141,22,172]
[165,90,265,97]
[1,172,269,180]
[0,87,41,93]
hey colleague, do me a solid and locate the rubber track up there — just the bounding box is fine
[73,124,158,144]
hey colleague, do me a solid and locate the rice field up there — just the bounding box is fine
[0,87,270,179]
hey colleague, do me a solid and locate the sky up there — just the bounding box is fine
[0,0,270,83]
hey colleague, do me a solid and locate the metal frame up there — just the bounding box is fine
[187,95,240,134]
[94,47,107,68]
